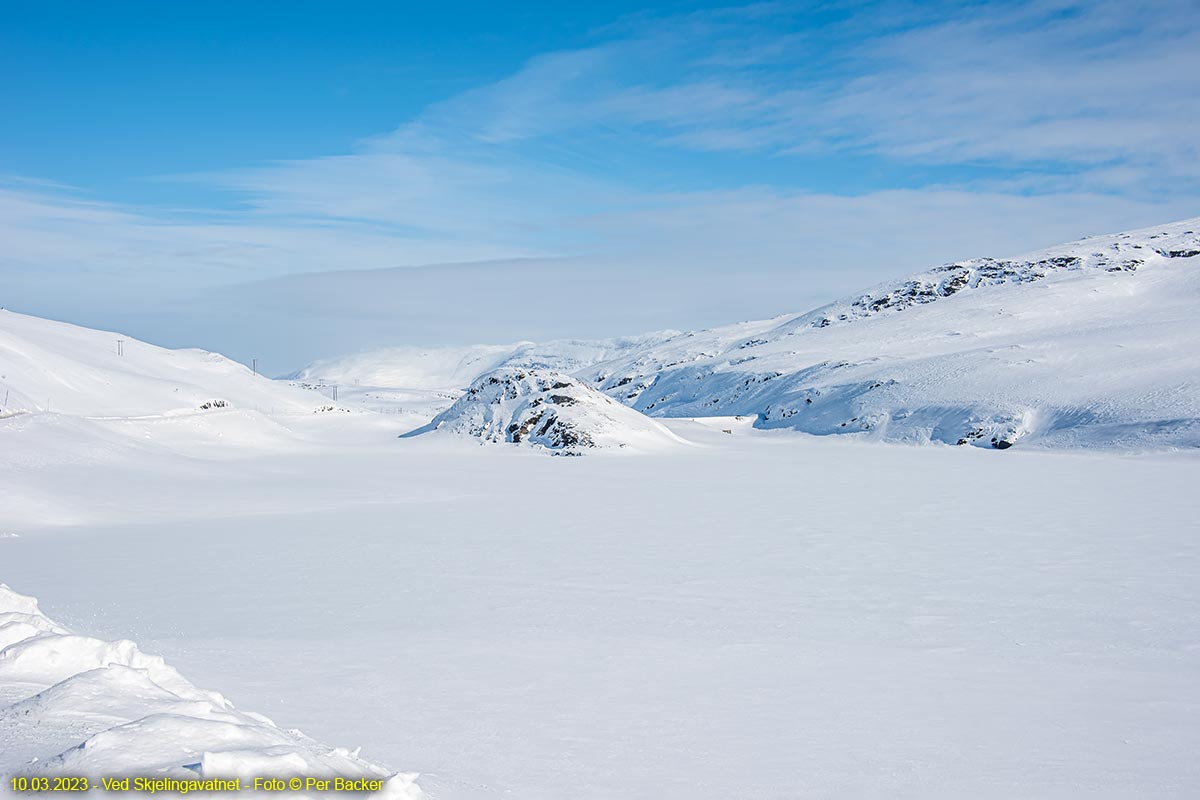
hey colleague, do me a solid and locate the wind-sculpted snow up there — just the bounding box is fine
[0,584,423,799]
[405,367,684,454]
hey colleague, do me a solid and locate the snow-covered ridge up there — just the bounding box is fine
[0,310,323,418]
[573,218,1200,399]
[405,367,684,454]
[784,217,1200,331]
[570,219,1200,450]
[0,584,422,798]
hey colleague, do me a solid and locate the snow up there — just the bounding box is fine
[0,585,423,798]
[3,427,1198,799]
[287,337,674,392]
[284,336,680,434]
[299,217,1200,451]
[578,219,1200,449]
[0,309,325,418]
[2,217,1200,798]
[407,367,685,453]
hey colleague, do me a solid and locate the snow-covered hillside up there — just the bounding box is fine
[305,218,1200,450]
[405,368,683,454]
[574,218,1200,449]
[0,584,422,798]
[0,310,322,418]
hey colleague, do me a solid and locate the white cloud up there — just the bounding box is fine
[0,180,543,293]
[358,0,1200,189]
[2,0,1197,367]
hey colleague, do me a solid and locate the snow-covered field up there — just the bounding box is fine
[3,218,1200,798]
[3,409,1199,798]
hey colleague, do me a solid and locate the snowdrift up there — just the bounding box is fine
[0,583,422,798]
[404,368,683,454]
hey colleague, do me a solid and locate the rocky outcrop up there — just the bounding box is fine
[403,368,683,455]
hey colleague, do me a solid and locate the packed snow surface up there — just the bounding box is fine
[407,367,684,453]
[305,217,1200,451]
[0,585,422,798]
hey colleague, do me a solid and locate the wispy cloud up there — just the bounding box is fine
[358,0,1200,188]
[0,178,543,294]
[2,0,1197,366]
[808,1,1200,182]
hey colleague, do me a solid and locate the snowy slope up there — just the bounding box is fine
[0,584,422,798]
[573,218,1200,449]
[307,218,1200,450]
[405,367,684,454]
[0,310,323,418]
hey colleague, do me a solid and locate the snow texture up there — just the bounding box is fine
[0,584,422,799]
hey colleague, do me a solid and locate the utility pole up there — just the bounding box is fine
[252,358,258,376]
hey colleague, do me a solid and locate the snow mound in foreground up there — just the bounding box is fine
[0,584,422,799]
[405,368,684,455]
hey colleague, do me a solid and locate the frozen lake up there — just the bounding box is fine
[4,418,1199,798]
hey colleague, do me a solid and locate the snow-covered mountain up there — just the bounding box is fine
[405,368,683,454]
[0,584,423,798]
[0,310,324,418]
[575,218,1200,449]
[307,218,1200,450]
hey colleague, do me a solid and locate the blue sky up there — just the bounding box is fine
[3,0,1198,371]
